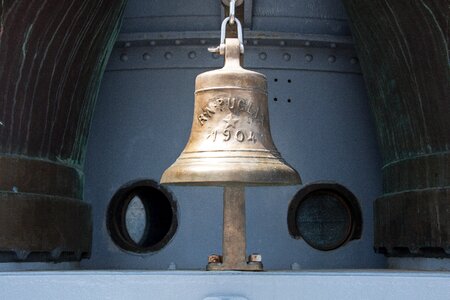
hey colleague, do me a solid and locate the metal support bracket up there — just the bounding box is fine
[207,186,263,271]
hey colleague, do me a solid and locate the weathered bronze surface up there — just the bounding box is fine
[343,0,449,257]
[161,38,300,270]
[0,0,127,261]
[161,39,301,186]
[0,193,92,262]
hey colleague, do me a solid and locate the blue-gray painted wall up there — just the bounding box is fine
[1,4,449,300]
[81,0,385,270]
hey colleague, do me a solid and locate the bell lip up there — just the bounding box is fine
[160,181,302,187]
[160,164,301,187]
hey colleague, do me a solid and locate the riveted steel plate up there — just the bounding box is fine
[108,31,360,74]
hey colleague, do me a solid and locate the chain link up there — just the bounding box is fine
[208,0,244,55]
[229,0,236,25]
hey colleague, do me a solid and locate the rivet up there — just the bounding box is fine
[188,51,197,59]
[143,53,150,61]
[259,52,267,60]
[164,52,173,60]
[244,39,248,45]
[124,42,131,48]
[175,40,181,45]
[150,40,156,46]
[291,262,301,270]
[120,53,128,62]
[305,41,311,47]
[252,40,258,46]
[168,262,177,270]
[283,53,291,61]
[279,40,286,46]
[330,43,337,48]
[350,57,359,64]
[305,54,313,62]
[328,55,336,63]
[200,39,206,45]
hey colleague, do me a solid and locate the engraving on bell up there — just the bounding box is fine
[161,38,301,186]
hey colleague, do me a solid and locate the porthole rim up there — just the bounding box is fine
[287,181,363,251]
[106,179,178,254]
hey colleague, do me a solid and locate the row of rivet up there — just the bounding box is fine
[119,52,359,65]
[121,40,342,48]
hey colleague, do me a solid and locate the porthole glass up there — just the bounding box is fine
[107,180,177,253]
[296,191,352,250]
[288,182,362,251]
[125,195,147,244]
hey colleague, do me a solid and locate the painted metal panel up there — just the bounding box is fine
[121,0,221,33]
[82,40,384,270]
[120,0,350,35]
[252,0,350,35]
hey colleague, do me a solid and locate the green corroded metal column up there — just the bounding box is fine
[342,0,449,257]
[0,0,127,262]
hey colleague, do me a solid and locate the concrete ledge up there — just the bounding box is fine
[0,270,449,299]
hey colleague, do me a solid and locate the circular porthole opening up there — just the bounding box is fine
[288,182,362,251]
[107,180,178,253]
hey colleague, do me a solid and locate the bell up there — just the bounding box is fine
[161,38,300,186]
[161,19,300,270]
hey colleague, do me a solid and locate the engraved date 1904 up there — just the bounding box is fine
[207,129,257,143]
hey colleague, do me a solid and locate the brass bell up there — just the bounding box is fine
[161,10,300,271]
[161,38,300,186]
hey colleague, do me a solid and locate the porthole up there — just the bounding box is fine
[107,180,178,253]
[287,182,362,251]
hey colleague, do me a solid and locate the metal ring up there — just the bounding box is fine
[220,16,244,53]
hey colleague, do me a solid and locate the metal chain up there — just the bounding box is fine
[208,0,244,55]
[229,0,236,25]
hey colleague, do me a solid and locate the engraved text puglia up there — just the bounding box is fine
[197,96,260,126]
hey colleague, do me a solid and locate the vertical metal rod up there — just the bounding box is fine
[222,186,246,267]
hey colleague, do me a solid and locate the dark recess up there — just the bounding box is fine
[107,180,178,253]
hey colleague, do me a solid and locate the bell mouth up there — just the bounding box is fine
[160,154,301,187]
